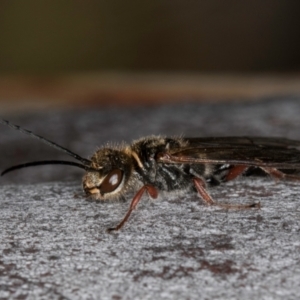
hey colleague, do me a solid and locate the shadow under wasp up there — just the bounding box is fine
[1,118,300,231]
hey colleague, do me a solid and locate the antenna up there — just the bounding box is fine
[1,160,99,176]
[0,118,92,166]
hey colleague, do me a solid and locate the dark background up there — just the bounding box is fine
[1,1,300,73]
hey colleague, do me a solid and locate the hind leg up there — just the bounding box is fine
[261,167,300,182]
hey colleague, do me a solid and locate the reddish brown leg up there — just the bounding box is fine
[262,167,300,182]
[107,185,158,232]
[225,165,248,181]
[193,177,260,209]
[193,177,215,205]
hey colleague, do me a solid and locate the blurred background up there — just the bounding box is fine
[0,0,300,112]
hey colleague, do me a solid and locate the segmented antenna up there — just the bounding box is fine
[1,160,98,176]
[0,118,92,166]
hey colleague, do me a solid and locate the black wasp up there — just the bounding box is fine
[1,118,300,231]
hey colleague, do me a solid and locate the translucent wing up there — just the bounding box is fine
[158,137,300,169]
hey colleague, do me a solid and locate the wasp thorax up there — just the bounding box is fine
[82,148,133,200]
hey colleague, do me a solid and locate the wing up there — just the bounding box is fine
[158,137,300,169]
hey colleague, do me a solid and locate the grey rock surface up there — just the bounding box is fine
[0,97,300,299]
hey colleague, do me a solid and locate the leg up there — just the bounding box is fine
[107,184,158,232]
[193,177,260,209]
[261,167,300,182]
[193,177,215,205]
[225,165,248,181]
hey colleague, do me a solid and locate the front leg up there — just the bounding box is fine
[107,184,158,232]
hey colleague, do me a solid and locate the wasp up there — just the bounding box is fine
[1,118,300,231]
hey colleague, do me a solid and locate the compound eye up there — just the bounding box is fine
[100,169,123,194]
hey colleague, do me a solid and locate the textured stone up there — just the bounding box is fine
[0,97,300,299]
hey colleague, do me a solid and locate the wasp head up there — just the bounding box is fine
[83,148,133,200]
